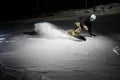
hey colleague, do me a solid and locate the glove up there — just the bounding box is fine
[90,34,96,37]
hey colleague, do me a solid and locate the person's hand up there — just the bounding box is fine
[83,25,88,30]
[90,34,96,37]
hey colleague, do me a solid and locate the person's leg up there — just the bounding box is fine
[74,27,86,41]
[73,27,82,36]
[74,27,82,33]
[66,29,79,36]
[66,29,86,41]
[66,29,75,36]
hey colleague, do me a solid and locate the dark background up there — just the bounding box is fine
[0,0,120,21]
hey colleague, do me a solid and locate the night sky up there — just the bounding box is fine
[0,0,120,20]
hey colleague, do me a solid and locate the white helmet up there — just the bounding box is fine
[90,14,96,22]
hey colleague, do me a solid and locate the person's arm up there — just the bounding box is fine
[79,17,88,30]
[88,26,96,37]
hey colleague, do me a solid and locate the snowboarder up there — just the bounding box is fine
[67,14,96,41]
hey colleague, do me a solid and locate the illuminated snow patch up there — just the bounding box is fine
[8,33,114,71]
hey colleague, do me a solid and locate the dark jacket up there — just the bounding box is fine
[75,16,93,35]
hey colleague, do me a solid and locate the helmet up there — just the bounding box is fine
[90,14,96,22]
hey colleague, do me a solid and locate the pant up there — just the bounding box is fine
[67,29,80,37]
[73,22,82,35]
